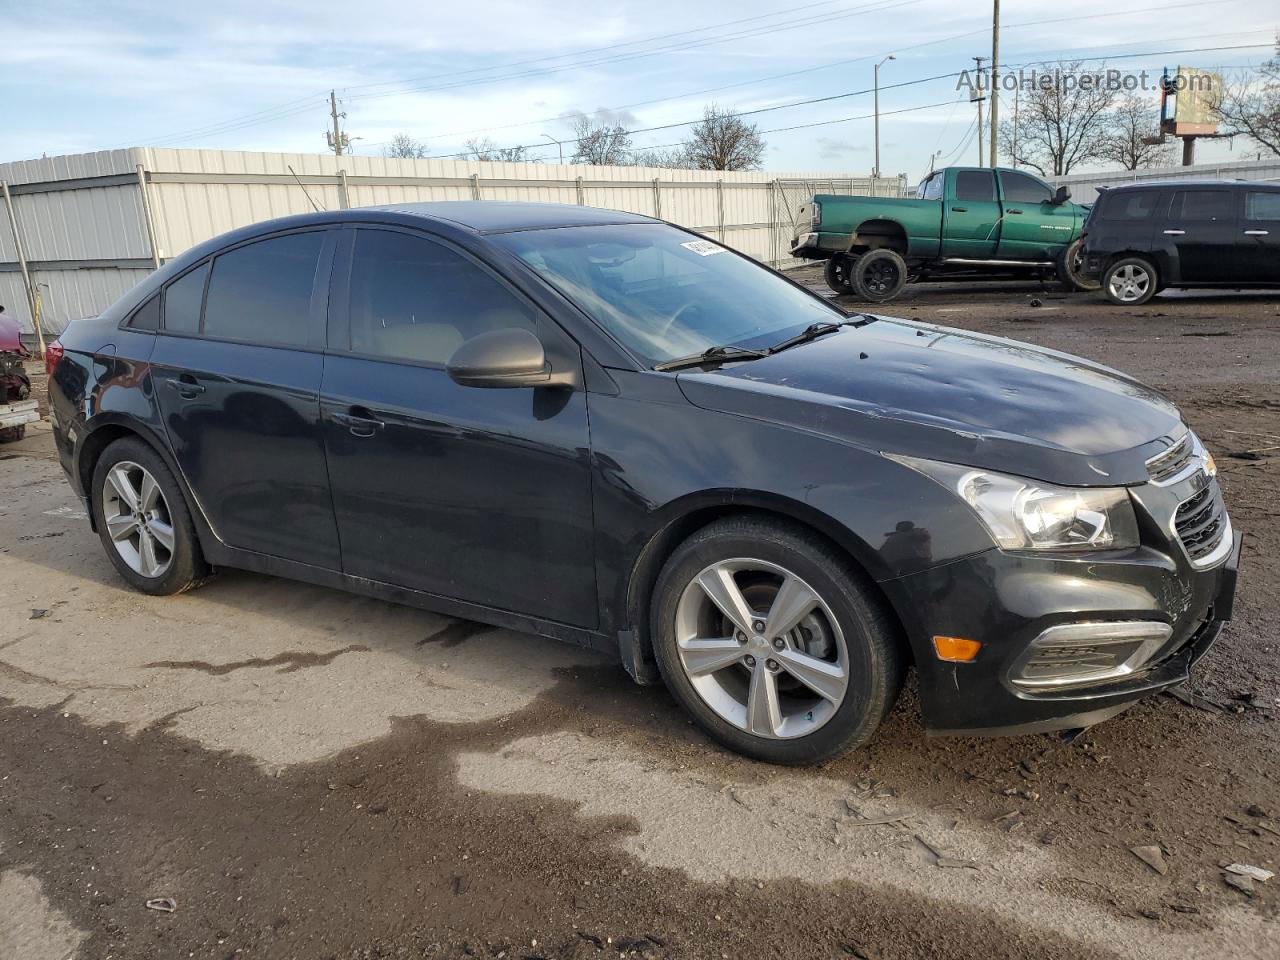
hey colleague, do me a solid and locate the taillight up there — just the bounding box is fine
[45,339,64,377]
[812,200,822,227]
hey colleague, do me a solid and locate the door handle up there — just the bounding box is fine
[162,377,205,398]
[1163,229,1186,236]
[950,206,968,212]
[329,409,384,438]
[1006,208,1024,215]
[1244,229,1270,236]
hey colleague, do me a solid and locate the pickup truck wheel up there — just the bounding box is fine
[1057,238,1100,292]
[1103,257,1157,305]
[824,255,854,294]
[851,249,908,302]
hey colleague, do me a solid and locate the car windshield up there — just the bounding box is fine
[493,222,844,367]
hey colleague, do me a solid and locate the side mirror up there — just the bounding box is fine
[1052,185,1071,205]
[447,328,555,389]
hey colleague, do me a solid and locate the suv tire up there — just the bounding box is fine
[1103,256,1158,305]
[852,249,909,302]
[650,516,906,765]
[91,437,212,596]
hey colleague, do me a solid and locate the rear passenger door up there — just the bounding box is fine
[1161,189,1240,283]
[150,228,343,568]
[1238,189,1280,284]
[941,170,1001,258]
[319,226,598,628]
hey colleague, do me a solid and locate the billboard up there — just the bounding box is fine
[1162,67,1222,137]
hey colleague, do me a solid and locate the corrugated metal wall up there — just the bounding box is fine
[1050,157,1280,204]
[0,147,906,335]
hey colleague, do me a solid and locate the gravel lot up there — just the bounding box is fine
[1,274,1278,959]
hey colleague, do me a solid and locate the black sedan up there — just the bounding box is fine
[48,202,1239,764]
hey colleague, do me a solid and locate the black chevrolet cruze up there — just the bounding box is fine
[48,202,1240,764]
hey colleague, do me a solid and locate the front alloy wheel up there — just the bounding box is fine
[674,559,850,740]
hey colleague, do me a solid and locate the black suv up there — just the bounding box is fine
[1083,180,1280,304]
[48,202,1239,764]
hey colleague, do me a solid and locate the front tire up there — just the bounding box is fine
[851,249,909,303]
[824,254,854,294]
[91,437,211,596]
[1103,256,1158,305]
[1057,237,1100,292]
[650,517,905,765]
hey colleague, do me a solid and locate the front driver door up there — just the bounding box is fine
[320,226,598,628]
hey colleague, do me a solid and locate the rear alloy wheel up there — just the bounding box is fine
[1057,237,1100,292]
[851,249,909,303]
[1103,257,1157,305]
[824,254,855,294]
[91,437,211,596]
[651,517,904,764]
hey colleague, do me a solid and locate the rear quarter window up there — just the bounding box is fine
[125,294,160,331]
[1101,190,1159,221]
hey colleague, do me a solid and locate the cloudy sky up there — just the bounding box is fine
[4,0,1276,180]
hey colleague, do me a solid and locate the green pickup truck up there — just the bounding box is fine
[791,166,1097,302]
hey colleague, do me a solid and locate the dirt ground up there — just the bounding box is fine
[1,276,1278,960]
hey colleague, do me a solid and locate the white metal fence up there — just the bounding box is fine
[1049,157,1280,204]
[0,147,907,336]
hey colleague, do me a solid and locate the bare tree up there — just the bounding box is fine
[1097,94,1175,170]
[997,61,1121,176]
[682,105,766,171]
[1212,38,1280,156]
[384,133,429,159]
[569,115,632,166]
[462,137,534,162]
[630,146,692,169]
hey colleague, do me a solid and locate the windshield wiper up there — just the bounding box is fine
[654,344,768,372]
[767,312,881,355]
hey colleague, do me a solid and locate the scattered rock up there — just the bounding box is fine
[1245,804,1270,819]
[29,608,48,619]
[1029,298,1043,307]
[1224,863,1274,883]
[1223,873,1256,897]
[145,897,177,912]
[1129,845,1168,876]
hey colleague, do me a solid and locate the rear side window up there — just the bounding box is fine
[203,233,325,346]
[954,170,995,202]
[126,294,160,331]
[346,229,537,366]
[163,262,209,334]
[1169,190,1234,222]
[1246,191,1280,220]
[999,171,1053,204]
[1101,190,1159,221]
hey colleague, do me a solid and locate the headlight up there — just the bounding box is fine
[892,456,1140,552]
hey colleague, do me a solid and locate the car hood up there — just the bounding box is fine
[676,318,1182,486]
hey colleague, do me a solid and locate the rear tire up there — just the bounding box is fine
[824,254,854,294]
[650,516,906,765]
[851,249,909,303]
[1103,256,1158,305]
[1057,237,1099,292]
[91,437,212,596]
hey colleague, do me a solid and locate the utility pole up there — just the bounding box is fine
[973,56,986,167]
[873,55,895,179]
[326,90,347,157]
[989,0,1000,168]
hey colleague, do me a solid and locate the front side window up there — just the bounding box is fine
[203,233,324,346]
[1101,190,1159,221]
[162,262,209,334]
[999,171,1053,204]
[346,229,537,365]
[494,223,844,367]
[954,170,996,202]
[1246,191,1280,221]
[1169,190,1234,222]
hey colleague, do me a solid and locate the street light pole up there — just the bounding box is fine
[874,54,895,179]
[541,133,565,164]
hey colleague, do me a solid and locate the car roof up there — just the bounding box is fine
[365,201,659,233]
[1102,179,1280,192]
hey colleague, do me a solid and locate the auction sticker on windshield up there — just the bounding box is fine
[681,239,725,256]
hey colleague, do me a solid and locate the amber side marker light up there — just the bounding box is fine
[933,636,981,663]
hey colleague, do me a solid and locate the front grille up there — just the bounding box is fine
[1147,432,1194,484]
[1174,484,1228,563]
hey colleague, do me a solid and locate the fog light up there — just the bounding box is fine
[933,635,981,663]
[1009,622,1171,690]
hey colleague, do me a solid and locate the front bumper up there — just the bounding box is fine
[880,514,1240,737]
